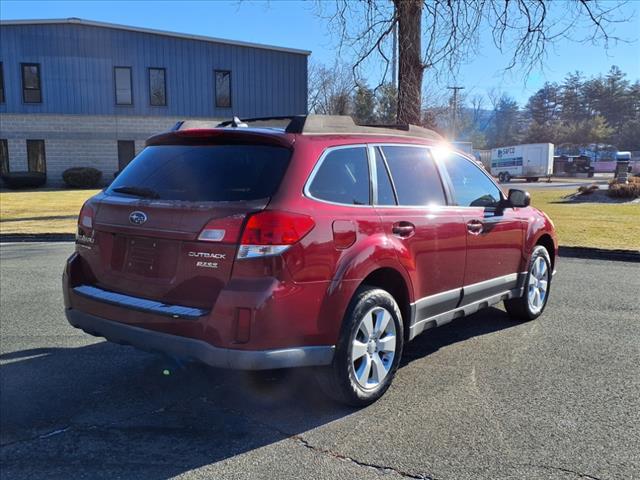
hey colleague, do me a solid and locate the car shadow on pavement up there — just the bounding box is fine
[0,306,517,479]
[401,306,517,366]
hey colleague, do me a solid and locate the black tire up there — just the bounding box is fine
[531,177,539,182]
[498,172,505,183]
[505,245,552,321]
[504,172,511,183]
[314,286,404,407]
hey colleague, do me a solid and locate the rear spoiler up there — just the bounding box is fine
[145,128,295,149]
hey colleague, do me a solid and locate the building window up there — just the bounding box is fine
[114,67,132,105]
[117,140,136,170]
[149,68,166,106]
[26,140,46,173]
[0,63,5,103]
[215,70,231,108]
[21,63,42,103]
[0,140,8,175]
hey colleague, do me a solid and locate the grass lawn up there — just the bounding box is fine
[530,189,639,251]
[0,188,638,250]
[0,189,99,234]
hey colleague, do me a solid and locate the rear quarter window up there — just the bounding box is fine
[307,147,370,205]
[107,145,290,202]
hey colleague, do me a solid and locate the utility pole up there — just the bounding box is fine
[391,20,398,89]
[447,86,464,140]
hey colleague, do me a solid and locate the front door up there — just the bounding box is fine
[439,152,525,304]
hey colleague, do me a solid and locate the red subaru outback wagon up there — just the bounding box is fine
[63,115,557,406]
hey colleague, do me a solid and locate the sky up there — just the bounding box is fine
[1,0,639,106]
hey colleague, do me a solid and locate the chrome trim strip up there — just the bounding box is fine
[73,285,209,319]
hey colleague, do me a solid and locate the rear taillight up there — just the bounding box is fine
[198,215,245,243]
[78,202,94,230]
[237,210,315,259]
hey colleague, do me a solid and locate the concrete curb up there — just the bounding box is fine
[2,234,639,263]
[558,246,640,263]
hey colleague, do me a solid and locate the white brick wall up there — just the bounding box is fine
[0,113,221,186]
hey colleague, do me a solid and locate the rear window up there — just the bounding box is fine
[107,145,290,202]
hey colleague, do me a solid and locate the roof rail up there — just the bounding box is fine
[289,115,443,141]
[173,115,443,142]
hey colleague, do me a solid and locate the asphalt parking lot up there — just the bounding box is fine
[1,243,638,480]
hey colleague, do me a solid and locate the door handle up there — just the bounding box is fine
[466,219,483,235]
[392,221,415,238]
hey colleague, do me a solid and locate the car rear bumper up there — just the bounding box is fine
[66,308,335,370]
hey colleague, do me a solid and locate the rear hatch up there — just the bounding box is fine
[80,139,291,309]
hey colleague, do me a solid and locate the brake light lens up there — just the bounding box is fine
[79,203,94,229]
[237,210,315,259]
[198,215,245,243]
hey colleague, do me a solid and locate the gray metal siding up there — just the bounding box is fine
[0,23,308,117]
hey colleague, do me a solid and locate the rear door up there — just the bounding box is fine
[82,143,291,309]
[372,145,467,325]
[438,152,525,304]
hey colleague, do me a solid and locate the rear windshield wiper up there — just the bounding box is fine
[111,186,161,199]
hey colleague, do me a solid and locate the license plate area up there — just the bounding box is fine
[113,236,178,278]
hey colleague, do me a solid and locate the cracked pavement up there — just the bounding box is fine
[1,242,639,479]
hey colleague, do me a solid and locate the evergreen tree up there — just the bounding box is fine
[486,95,523,147]
[353,85,376,124]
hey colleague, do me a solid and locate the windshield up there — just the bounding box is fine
[107,144,291,202]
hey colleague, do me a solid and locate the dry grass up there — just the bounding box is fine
[0,189,99,234]
[530,189,640,251]
[0,188,638,251]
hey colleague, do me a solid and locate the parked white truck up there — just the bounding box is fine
[491,143,554,182]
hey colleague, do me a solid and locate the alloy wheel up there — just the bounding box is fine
[350,306,397,390]
[528,256,549,314]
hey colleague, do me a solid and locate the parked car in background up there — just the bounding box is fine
[491,143,554,182]
[63,115,558,406]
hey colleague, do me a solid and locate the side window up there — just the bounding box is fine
[443,153,502,207]
[374,148,396,205]
[308,147,370,205]
[381,146,446,206]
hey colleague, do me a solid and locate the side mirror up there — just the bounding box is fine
[507,189,530,208]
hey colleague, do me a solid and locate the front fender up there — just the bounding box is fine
[523,207,558,269]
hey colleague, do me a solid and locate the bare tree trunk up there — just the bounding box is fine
[394,0,423,125]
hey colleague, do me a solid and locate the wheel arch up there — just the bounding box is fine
[535,233,556,271]
[360,267,412,342]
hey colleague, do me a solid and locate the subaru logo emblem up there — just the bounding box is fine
[129,211,147,225]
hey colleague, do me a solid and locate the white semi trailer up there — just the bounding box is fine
[490,143,554,182]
